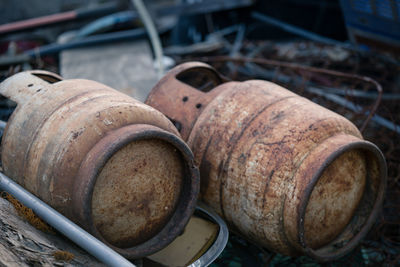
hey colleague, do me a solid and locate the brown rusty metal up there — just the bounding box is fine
[187,56,384,133]
[145,62,387,261]
[0,70,199,259]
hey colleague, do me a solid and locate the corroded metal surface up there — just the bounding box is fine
[92,138,183,248]
[0,70,200,259]
[304,149,366,249]
[146,62,387,261]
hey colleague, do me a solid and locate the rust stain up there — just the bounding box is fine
[1,192,55,233]
[52,250,74,262]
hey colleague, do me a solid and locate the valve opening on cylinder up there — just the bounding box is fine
[176,67,224,92]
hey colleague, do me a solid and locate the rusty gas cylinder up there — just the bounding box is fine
[0,70,199,259]
[146,62,387,261]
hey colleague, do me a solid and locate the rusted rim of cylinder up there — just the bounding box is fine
[72,124,199,258]
[298,141,387,261]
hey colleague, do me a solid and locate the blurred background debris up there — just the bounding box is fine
[0,0,399,266]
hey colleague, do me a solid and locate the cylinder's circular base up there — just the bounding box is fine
[72,124,199,259]
[285,135,386,262]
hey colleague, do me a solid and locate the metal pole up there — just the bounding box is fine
[0,28,147,66]
[0,172,135,267]
[0,1,123,35]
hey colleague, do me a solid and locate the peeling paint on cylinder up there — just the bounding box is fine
[0,70,199,259]
[145,62,387,261]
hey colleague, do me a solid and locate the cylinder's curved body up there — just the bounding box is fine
[0,70,199,259]
[146,62,387,261]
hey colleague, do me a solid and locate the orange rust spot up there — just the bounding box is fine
[1,192,55,233]
[52,250,74,262]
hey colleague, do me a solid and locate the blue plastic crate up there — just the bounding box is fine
[376,0,395,19]
[352,0,374,14]
[340,0,400,48]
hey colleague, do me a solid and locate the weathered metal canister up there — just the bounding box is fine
[146,62,387,261]
[0,70,199,259]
